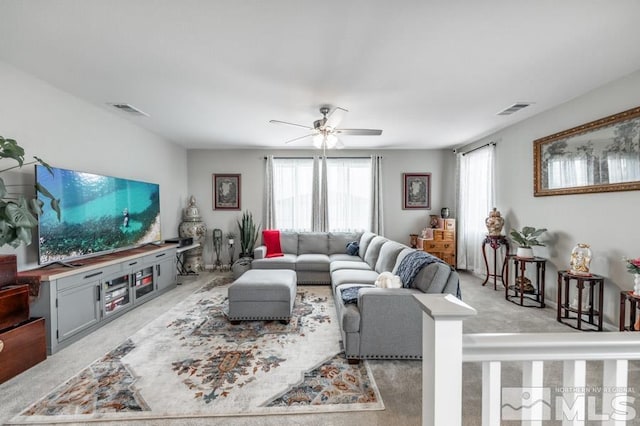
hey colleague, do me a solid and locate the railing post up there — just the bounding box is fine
[414,293,477,426]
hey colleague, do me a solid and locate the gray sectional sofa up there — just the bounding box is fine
[252,231,460,362]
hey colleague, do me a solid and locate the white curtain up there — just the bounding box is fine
[548,154,593,188]
[263,155,276,230]
[456,144,495,272]
[607,152,640,183]
[370,155,384,235]
[325,157,372,232]
[271,158,314,231]
[312,156,328,231]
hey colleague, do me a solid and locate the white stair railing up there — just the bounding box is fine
[414,294,640,426]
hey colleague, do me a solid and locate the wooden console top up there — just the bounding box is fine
[18,243,178,282]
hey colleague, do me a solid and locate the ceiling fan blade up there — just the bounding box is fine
[336,128,383,136]
[324,107,348,129]
[284,133,314,144]
[269,119,313,130]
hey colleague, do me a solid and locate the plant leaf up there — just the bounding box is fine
[0,177,6,199]
[5,199,38,228]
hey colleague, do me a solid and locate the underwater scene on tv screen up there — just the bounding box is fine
[36,166,161,265]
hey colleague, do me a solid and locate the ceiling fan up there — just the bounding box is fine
[269,106,383,149]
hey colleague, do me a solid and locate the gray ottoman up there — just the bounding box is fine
[228,269,297,322]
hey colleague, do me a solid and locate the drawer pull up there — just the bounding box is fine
[155,253,166,258]
[0,339,4,353]
[129,261,138,266]
[84,271,103,279]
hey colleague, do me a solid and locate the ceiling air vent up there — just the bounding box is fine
[496,102,532,116]
[108,103,150,117]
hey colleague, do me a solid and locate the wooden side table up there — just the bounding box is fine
[481,235,509,290]
[505,255,546,308]
[619,291,640,331]
[556,271,604,331]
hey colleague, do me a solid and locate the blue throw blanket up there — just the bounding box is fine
[396,251,462,298]
[340,285,372,306]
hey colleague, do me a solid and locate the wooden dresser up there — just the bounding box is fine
[417,219,456,267]
[0,255,47,384]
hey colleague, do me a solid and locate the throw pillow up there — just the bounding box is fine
[346,241,359,256]
[262,229,284,258]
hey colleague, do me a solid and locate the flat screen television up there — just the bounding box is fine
[35,165,161,265]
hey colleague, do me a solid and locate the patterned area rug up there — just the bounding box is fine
[10,277,383,424]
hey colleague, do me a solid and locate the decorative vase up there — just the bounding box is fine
[569,243,592,276]
[517,247,534,258]
[485,207,504,236]
[634,274,640,296]
[410,234,418,249]
[440,207,450,219]
[178,196,207,273]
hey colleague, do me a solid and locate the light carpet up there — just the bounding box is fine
[10,278,383,424]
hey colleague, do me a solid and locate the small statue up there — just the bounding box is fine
[570,243,592,276]
[485,207,504,236]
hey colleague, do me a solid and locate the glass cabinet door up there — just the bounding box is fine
[133,266,155,300]
[103,274,131,316]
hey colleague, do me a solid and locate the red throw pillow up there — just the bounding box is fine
[262,229,284,258]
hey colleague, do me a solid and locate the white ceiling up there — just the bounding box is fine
[1,1,640,150]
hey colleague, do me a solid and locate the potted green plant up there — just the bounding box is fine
[509,226,547,258]
[0,136,60,248]
[236,211,260,258]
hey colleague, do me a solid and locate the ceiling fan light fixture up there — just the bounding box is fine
[312,134,324,148]
[326,134,338,149]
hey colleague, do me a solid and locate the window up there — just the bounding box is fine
[271,157,372,232]
[456,144,495,272]
[272,158,314,231]
[326,158,371,231]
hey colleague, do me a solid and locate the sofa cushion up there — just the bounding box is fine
[364,236,389,268]
[331,269,380,288]
[251,254,297,270]
[280,232,299,254]
[374,241,406,273]
[358,232,377,259]
[262,229,283,258]
[329,253,363,263]
[329,231,363,254]
[330,259,372,273]
[296,254,330,272]
[413,262,453,294]
[298,232,329,255]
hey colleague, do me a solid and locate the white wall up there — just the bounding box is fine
[460,70,640,326]
[0,62,188,270]
[186,148,456,247]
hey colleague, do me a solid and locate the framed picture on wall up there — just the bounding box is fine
[213,174,241,210]
[403,173,431,209]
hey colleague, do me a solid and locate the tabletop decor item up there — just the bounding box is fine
[485,207,504,236]
[509,226,547,258]
[178,196,207,272]
[569,243,592,276]
[623,256,640,295]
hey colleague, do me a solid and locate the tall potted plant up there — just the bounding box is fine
[0,136,60,248]
[237,210,260,258]
[509,226,547,258]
